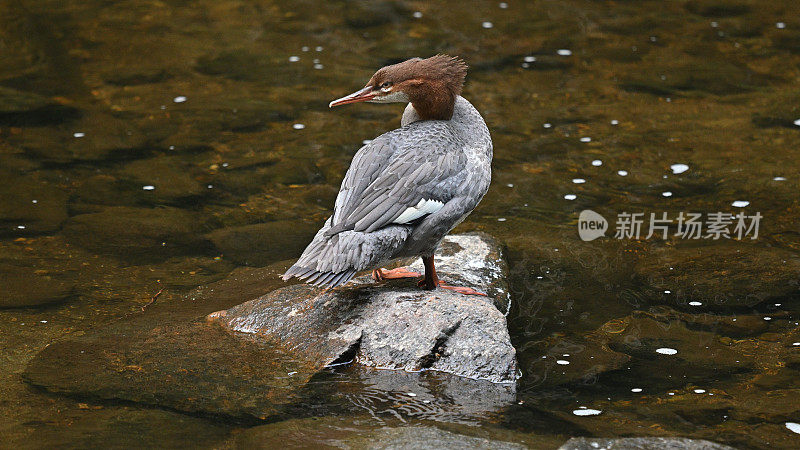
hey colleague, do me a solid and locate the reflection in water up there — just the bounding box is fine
[1,0,800,448]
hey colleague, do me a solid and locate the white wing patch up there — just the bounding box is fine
[394,198,444,224]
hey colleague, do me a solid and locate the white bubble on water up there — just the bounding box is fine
[564,194,577,200]
[292,123,305,130]
[785,422,800,434]
[580,137,592,143]
[557,49,572,56]
[617,170,628,176]
[289,56,300,62]
[670,163,689,174]
[662,191,673,197]
[556,360,570,365]
[572,178,586,184]
[412,11,422,18]
[73,132,85,138]
[656,348,678,355]
[572,408,602,416]
[173,96,187,103]
[591,160,602,166]
[731,200,749,207]
[482,21,493,28]
[524,56,536,62]
[143,185,155,191]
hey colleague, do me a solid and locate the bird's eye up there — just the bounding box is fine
[379,81,393,92]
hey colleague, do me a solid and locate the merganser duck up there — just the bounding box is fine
[282,55,492,295]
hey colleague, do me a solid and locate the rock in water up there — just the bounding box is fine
[23,234,517,421]
[559,437,736,450]
[208,232,518,384]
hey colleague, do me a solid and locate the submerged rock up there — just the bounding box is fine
[355,427,526,450]
[207,220,320,267]
[560,437,735,450]
[22,261,316,421]
[208,233,517,383]
[0,86,80,126]
[0,264,74,308]
[0,176,68,237]
[62,206,211,262]
[228,416,554,449]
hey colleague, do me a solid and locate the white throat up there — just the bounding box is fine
[401,103,421,126]
[367,90,410,104]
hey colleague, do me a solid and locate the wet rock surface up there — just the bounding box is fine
[208,233,517,383]
[560,437,735,450]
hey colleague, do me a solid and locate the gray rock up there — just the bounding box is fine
[227,416,555,449]
[208,233,517,383]
[359,426,526,450]
[559,437,736,450]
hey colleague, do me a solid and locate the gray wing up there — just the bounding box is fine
[331,135,398,226]
[326,122,466,236]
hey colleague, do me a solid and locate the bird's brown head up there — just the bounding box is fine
[329,54,468,121]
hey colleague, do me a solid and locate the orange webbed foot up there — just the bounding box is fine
[417,279,487,296]
[372,267,422,282]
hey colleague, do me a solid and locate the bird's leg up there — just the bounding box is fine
[418,255,487,296]
[420,255,439,290]
[372,267,421,282]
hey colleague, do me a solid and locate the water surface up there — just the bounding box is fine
[2,0,800,448]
